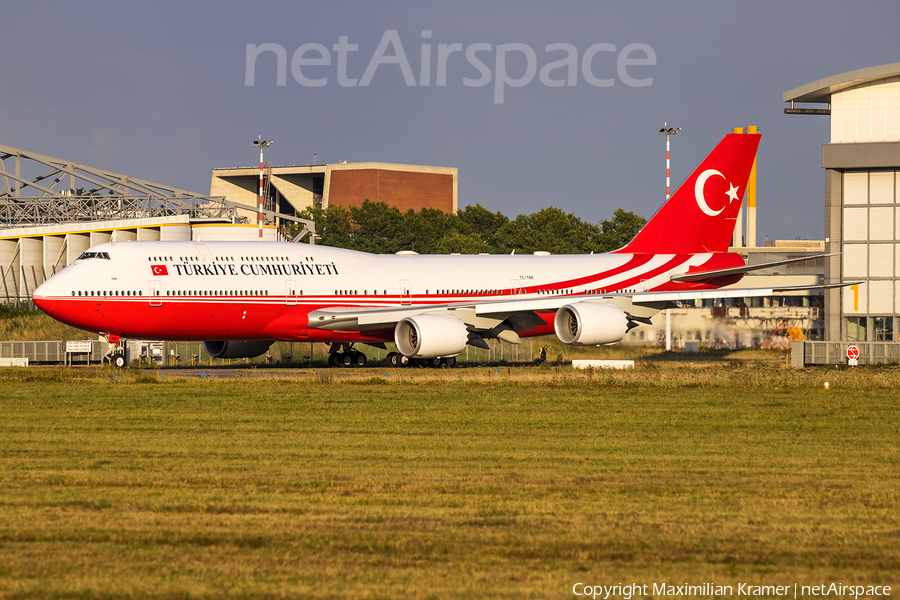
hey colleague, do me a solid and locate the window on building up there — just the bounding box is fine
[846,317,867,342]
[873,317,893,342]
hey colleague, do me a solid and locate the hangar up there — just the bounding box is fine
[784,61,900,342]
[210,161,458,221]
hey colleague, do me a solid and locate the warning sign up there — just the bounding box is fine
[847,344,859,366]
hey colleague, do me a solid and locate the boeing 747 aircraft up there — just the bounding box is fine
[33,131,847,367]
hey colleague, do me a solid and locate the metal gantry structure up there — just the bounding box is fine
[0,143,315,241]
[0,143,237,225]
[0,143,317,305]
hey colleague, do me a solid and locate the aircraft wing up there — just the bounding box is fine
[668,253,837,283]
[306,280,861,333]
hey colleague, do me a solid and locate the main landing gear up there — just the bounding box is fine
[385,352,456,368]
[327,343,368,368]
[325,344,456,368]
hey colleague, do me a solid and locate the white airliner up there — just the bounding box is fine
[33,131,846,367]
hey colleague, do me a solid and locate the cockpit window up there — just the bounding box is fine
[78,251,111,260]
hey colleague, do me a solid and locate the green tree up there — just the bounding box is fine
[293,201,646,257]
[348,200,406,253]
[294,205,354,248]
[433,231,493,254]
[457,204,509,249]
[596,209,647,252]
[493,206,601,254]
[401,207,468,254]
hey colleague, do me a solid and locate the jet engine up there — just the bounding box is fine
[203,340,274,359]
[554,302,631,346]
[394,315,469,358]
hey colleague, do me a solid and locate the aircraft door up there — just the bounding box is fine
[193,243,212,263]
[286,280,297,306]
[149,280,162,307]
[400,280,411,305]
[510,279,523,296]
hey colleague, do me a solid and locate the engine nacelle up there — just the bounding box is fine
[554,302,630,346]
[394,315,469,358]
[203,340,274,359]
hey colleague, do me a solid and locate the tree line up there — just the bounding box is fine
[288,201,646,255]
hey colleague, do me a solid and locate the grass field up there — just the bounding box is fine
[0,364,898,599]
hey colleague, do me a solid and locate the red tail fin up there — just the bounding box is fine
[618,132,760,254]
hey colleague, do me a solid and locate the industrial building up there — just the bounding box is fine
[210,161,458,222]
[784,61,900,343]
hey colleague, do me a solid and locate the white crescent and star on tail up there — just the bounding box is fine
[694,169,740,217]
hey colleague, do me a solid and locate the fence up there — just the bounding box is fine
[0,340,106,365]
[791,341,900,367]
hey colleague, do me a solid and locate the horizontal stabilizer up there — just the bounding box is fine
[669,253,837,283]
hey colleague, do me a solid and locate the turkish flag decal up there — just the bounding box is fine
[151,265,168,276]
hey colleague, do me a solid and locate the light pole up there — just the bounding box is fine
[658,123,680,199]
[658,123,680,352]
[252,137,273,240]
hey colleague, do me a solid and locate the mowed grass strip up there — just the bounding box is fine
[0,370,898,599]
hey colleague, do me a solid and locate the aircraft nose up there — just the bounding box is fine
[33,282,57,315]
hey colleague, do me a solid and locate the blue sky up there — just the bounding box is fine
[3,1,898,241]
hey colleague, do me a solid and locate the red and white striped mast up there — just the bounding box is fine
[252,136,273,240]
[658,123,680,199]
[657,123,680,352]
